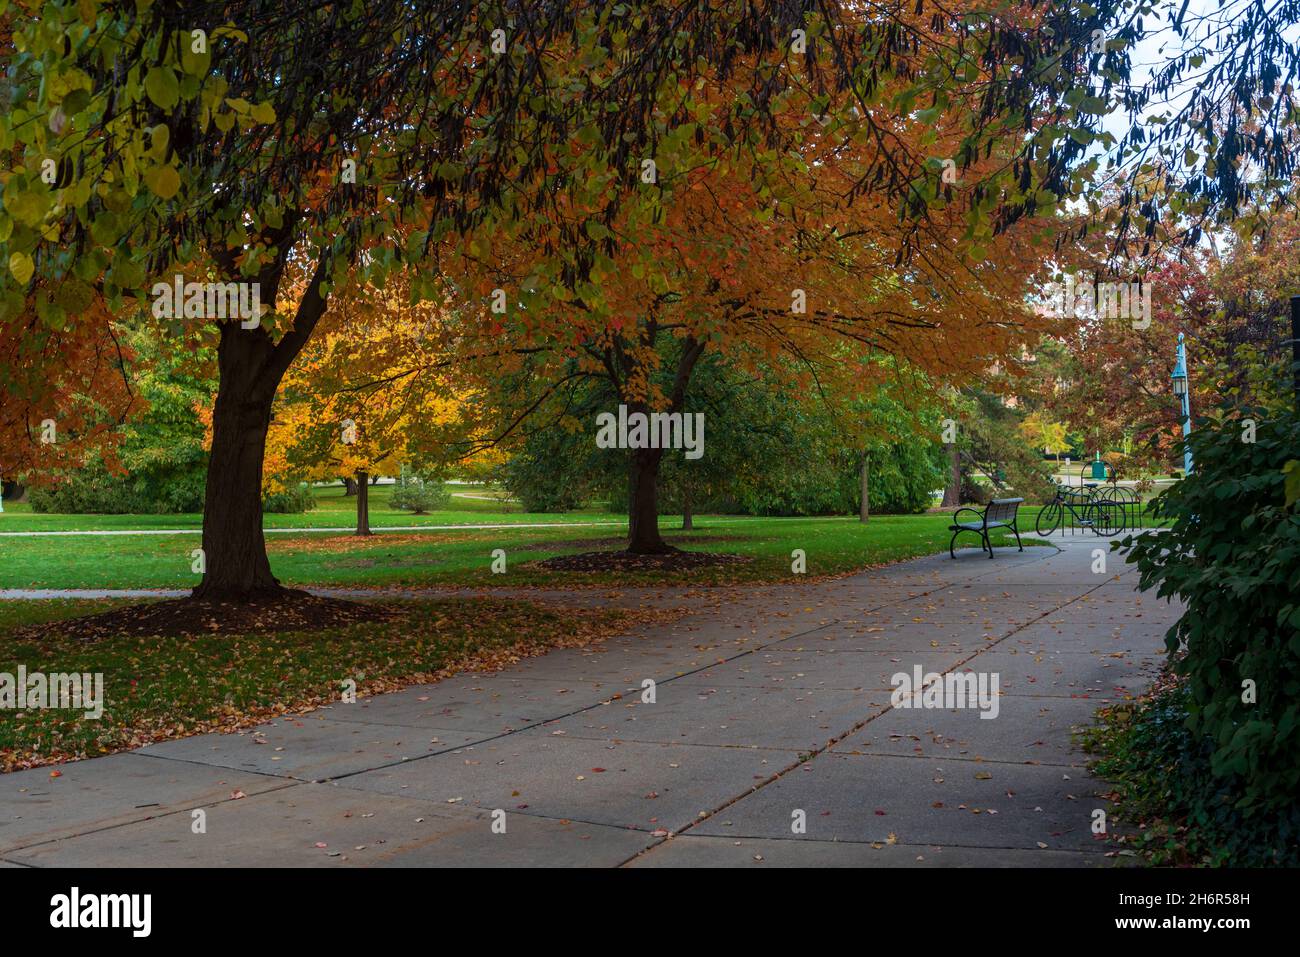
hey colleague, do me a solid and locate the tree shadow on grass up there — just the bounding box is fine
[13,590,404,641]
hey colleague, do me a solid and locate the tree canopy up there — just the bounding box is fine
[4,0,1298,592]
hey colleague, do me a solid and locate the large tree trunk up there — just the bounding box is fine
[191,246,331,601]
[627,447,670,553]
[614,334,706,555]
[192,326,281,599]
[682,480,693,531]
[941,443,961,507]
[355,470,372,536]
[859,453,870,523]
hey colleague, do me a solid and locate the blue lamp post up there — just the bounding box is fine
[1171,333,1192,476]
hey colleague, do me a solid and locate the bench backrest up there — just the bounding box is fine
[985,498,1023,524]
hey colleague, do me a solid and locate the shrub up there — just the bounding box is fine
[261,484,316,513]
[155,470,207,513]
[391,473,451,514]
[27,474,148,514]
[1120,405,1300,816]
[1086,678,1300,866]
[27,461,207,514]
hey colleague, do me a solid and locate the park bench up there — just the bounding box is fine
[948,497,1024,559]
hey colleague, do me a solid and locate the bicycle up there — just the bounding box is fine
[1034,482,1124,536]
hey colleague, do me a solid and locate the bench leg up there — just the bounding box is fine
[949,529,959,559]
[1011,525,1024,552]
[984,529,994,557]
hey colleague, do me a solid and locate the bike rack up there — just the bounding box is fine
[1041,466,1142,536]
[1093,482,1142,534]
[1059,483,1100,535]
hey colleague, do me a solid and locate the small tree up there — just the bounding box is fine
[264,273,466,534]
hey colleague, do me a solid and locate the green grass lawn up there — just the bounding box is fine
[0,482,624,532]
[0,483,1166,590]
[0,512,1056,590]
[0,597,646,771]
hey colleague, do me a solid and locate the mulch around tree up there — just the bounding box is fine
[515,534,742,552]
[535,549,753,573]
[15,589,405,642]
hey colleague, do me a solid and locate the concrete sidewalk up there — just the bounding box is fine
[0,537,1178,867]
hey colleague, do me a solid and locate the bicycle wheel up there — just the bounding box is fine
[1035,501,1063,536]
[1089,501,1122,536]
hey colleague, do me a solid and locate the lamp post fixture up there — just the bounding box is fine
[1171,332,1192,477]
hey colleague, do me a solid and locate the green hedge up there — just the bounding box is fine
[27,462,206,514]
[261,484,316,514]
[29,466,316,515]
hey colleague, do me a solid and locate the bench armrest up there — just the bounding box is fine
[951,507,986,526]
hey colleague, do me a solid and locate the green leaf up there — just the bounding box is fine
[61,88,91,116]
[6,190,50,227]
[436,161,465,182]
[1284,460,1300,507]
[8,251,34,284]
[150,124,171,162]
[181,39,212,76]
[144,67,180,109]
[55,279,94,314]
[143,164,181,199]
[250,101,277,124]
[111,254,145,290]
